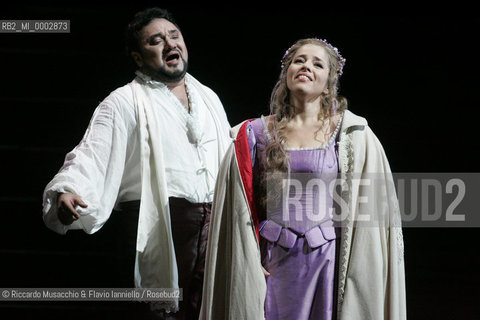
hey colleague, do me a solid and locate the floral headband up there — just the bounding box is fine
[281,38,346,76]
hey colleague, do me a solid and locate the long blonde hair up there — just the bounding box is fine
[260,38,348,208]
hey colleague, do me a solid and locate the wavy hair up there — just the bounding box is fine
[260,38,348,209]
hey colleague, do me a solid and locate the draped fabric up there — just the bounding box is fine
[43,73,231,312]
[200,110,406,319]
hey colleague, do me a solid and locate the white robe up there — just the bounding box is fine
[42,73,232,312]
[200,110,406,319]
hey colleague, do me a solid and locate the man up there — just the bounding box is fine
[42,7,231,319]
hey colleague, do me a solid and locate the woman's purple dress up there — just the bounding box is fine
[247,117,341,320]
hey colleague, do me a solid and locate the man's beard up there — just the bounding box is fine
[144,59,188,83]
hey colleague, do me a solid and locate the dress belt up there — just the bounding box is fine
[259,219,338,249]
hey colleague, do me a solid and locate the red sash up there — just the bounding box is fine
[234,121,260,242]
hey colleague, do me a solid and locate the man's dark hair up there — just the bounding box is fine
[125,7,179,56]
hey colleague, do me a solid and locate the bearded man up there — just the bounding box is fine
[42,7,231,319]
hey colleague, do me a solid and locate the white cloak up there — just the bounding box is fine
[200,110,406,319]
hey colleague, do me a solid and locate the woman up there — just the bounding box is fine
[200,38,406,320]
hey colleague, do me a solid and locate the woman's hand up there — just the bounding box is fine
[262,266,271,277]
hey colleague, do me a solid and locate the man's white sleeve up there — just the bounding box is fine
[42,93,132,235]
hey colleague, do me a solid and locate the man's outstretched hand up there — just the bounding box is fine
[57,193,88,225]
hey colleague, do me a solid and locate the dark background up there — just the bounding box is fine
[1,1,479,319]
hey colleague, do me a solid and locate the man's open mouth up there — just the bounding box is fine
[165,52,180,62]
